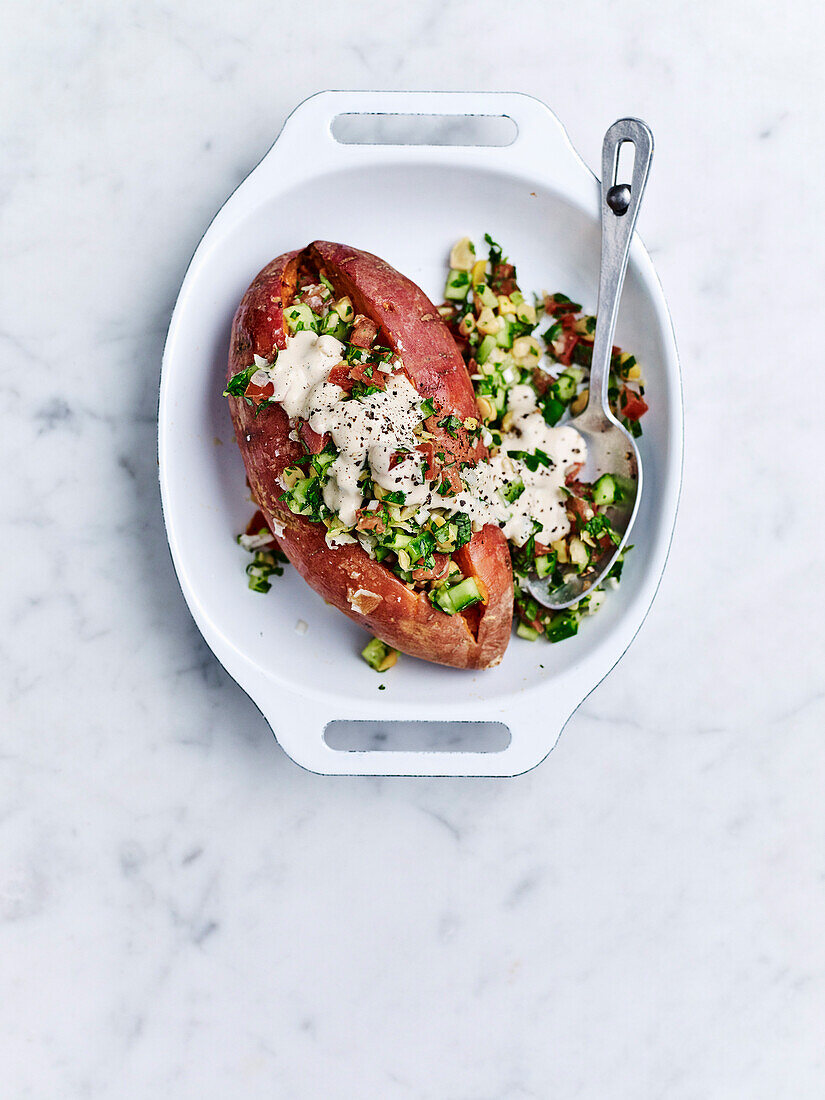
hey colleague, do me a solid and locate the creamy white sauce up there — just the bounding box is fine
[495,384,586,545]
[253,330,345,420]
[257,333,426,527]
[424,385,586,546]
[259,333,586,545]
[309,375,427,524]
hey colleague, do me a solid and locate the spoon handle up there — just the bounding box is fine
[584,118,654,424]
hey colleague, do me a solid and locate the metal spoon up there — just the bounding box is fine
[526,117,653,610]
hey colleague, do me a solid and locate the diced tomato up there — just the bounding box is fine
[544,295,577,317]
[621,390,649,421]
[532,368,553,396]
[564,462,585,486]
[491,262,518,295]
[439,464,464,496]
[416,441,441,482]
[349,314,379,348]
[349,360,387,389]
[411,553,451,583]
[355,508,388,534]
[298,421,328,454]
[327,363,354,392]
[556,331,579,366]
[244,379,274,407]
[567,496,591,526]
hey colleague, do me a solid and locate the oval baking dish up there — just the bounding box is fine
[158,91,683,776]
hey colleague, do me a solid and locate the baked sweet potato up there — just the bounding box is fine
[226,241,513,669]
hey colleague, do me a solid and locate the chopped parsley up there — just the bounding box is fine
[437,414,463,437]
[453,512,472,548]
[223,364,258,400]
[350,381,383,399]
[509,449,552,472]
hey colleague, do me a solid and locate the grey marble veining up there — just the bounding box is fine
[1,1,825,1096]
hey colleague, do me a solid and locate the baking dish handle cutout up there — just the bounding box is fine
[331,113,518,148]
[324,720,511,754]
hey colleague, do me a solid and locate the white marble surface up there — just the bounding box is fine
[2,1,824,1096]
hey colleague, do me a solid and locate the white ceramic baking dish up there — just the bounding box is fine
[158,90,682,777]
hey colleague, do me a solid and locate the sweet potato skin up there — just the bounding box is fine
[227,243,513,669]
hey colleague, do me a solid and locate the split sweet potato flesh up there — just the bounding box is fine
[227,242,513,670]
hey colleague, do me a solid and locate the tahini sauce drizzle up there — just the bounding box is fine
[254,333,587,544]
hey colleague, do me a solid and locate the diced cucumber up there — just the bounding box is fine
[477,284,498,309]
[495,319,514,349]
[284,304,318,333]
[405,531,436,565]
[291,477,315,503]
[320,309,350,342]
[592,474,617,506]
[534,553,556,579]
[311,449,337,477]
[516,622,540,641]
[431,576,484,615]
[553,373,577,402]
[477,334,497,364]
[433,521,455,547]
[444,268,471,301]
[546,612,579,643]
[361,638,399,672]
[385,530,415,553]
[503,479,524,503]
[569,537,590,569]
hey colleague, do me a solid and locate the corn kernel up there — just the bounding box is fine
[471,259,487,286]
[476,307,501,335]
[377,649,399,672]
[626,364,642,380]
[512,335,541,362]
[569,537,589,567]
[450,237,476,271]
[498,295,516,316]
[476,396,495,422]
[335,296,354,321]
